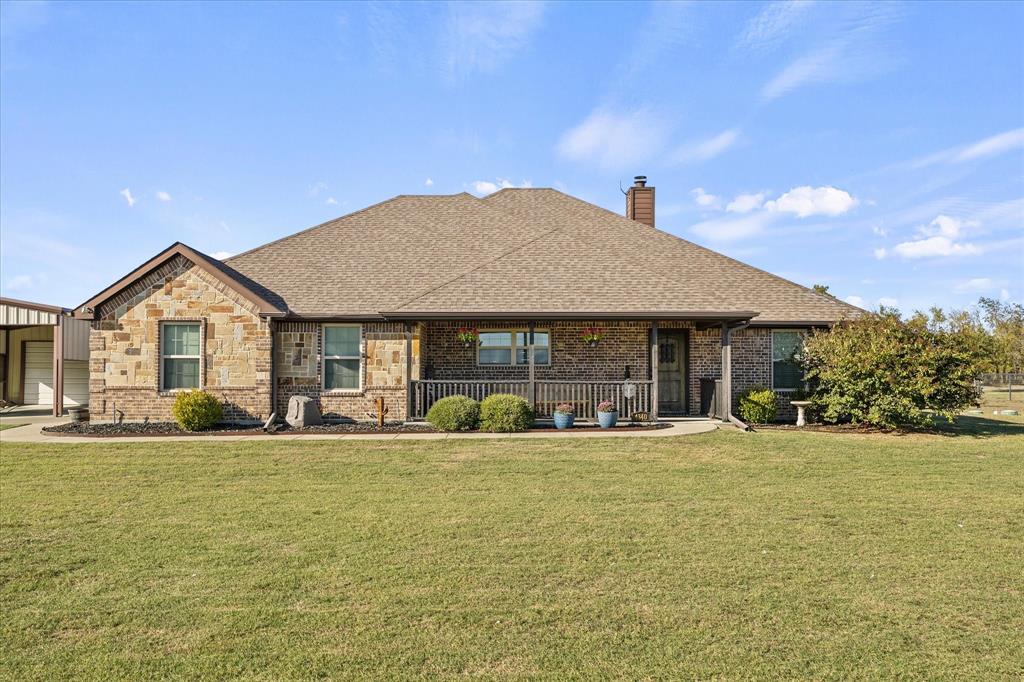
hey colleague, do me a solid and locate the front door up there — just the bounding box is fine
[658,330,688,415]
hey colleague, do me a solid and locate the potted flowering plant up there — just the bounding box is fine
[553,403,575,430]
[596,400,618,429]
[580,326,605,348]
[456,326,479,348]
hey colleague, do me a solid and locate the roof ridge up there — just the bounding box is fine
[549,190,862,314]
[224,193,473,263]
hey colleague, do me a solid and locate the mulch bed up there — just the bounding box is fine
[42,420,668,437]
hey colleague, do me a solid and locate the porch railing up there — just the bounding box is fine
[409,379,653,421]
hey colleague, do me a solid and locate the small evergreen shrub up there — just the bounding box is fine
[171,390,223,431]
[426,395,480,432]
[480,393,534,432]
[739,386,778,424]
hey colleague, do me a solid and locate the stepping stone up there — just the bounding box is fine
[965,409,983,415]
[995,409,1020,416]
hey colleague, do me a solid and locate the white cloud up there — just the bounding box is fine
[307,181,328,198]
[4,274,34,292]
[672,129,739,163]
[325,197,339,205]
[210,251,233,260]
[424,177,434,187]
[155,190,171,202]
[873,247,887,260]
[954,278,996,293]
[556,107,669,169]
[877,297,899,308]
[690,212,776,242]
[119,188,136,207]
[764,186,857,217]
[954,127,1024,163]
[470,178,532,196]
[889,216,981,259]
[736,0,816,52]
[906,127,1024,169]
[871,224,887,236]
[442,1,545,82]
[844,295,865,308]
[726,192,766,214]
[759,4,901,100]
[691,187,720,209]
[1001,289,1012,302]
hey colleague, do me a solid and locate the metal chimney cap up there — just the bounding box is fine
[633,175,647,187]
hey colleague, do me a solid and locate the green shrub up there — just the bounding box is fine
[739,386,778,424]
[479,393,534,432]
[801,310,984,428]
[171,390,223,431]
[426,395,480,432]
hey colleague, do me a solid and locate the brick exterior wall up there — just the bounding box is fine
[89,255,273,423]
[275,321,420,422]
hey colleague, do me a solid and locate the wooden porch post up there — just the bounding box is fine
[53,316,64,417]
[405,322,414,420]
[650,321,659,421]
[528,322,536,408]
[720,323,732,419]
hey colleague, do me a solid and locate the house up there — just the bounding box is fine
[75,177,860,424]
[1,297,92,416]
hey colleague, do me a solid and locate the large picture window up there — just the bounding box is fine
[323,324,361,390]
[478,329,550,366]
[772,330,805,391]
[161,322,201,390]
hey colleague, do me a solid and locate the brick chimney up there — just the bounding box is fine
[625,175,655,227]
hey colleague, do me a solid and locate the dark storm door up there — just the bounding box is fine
[658,331,687,415]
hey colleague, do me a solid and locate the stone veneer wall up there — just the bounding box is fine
[275,321,420,421]
[89,255,273,423]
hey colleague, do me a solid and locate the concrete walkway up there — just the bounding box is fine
[0,418,718,444]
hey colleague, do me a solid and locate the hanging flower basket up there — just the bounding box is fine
[456,326,479,348]
[580,326,605,348]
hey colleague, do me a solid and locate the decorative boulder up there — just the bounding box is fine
[286,395,322,428]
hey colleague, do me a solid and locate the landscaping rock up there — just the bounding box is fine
[286,396,322,428]
[995,409,1020,416]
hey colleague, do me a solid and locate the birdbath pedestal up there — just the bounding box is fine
[790,401,811,427]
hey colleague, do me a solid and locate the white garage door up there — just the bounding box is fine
[23,342,89,407]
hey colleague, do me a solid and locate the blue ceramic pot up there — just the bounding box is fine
[598,410,618,429]
[553,412,575,430]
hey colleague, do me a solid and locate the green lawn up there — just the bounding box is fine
[1,419,1022,679]
[0,423,27,432]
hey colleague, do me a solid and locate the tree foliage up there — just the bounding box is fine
[801,309,985,428]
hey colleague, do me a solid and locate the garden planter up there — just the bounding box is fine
[553,412,575,430]
[597,410,618,429]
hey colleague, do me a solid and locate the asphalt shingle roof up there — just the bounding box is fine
[224,188,861,323]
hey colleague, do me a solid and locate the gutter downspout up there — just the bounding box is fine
[721,320,752,432]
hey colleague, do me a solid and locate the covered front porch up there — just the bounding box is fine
[403,316,754,422]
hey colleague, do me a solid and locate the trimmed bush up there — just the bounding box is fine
[739,386,778,424]
[426,395,480,432]
[479,393,534,432]
[171,390,223,431]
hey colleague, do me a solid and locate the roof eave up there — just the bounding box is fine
[378,311,758,321]
[75,242,286,319]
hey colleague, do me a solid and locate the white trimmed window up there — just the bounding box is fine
[477,329,550,366]
[161,322,201,390]
[323,324,362,391]
[772,330,805,391]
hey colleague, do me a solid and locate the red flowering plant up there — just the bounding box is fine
[554,403,575,415]
[580,326,605,346]
[456,326,479,346]
[596,400,616,413]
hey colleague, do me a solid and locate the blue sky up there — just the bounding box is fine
[2,0,1022,314]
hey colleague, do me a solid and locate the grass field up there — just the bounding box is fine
[1,414,1022,679]
[0,423,27,432]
